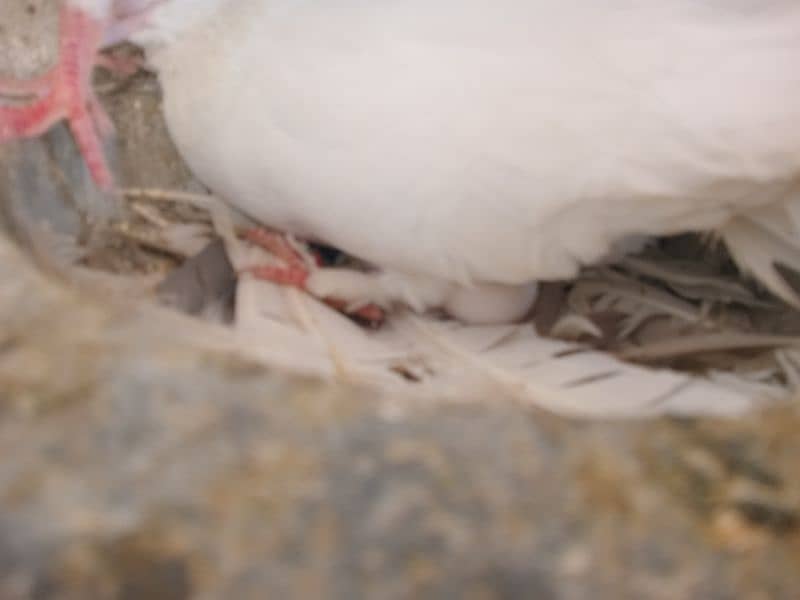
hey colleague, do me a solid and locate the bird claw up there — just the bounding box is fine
[247,264,310,288]
[240,228,386,325]
[0,4,114,189]
[242,228,317,270]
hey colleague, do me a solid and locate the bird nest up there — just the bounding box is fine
[6,145,800,419]
[2,33,799,418]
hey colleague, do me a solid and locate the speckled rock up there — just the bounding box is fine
[0,3,799,599]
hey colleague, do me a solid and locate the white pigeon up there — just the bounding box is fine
[4,0,800,324]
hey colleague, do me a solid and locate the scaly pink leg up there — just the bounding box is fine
[0,5,114,189]
[244,229,313,288]
[241,228,386,325]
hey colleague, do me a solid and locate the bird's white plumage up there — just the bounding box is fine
[125,0,800,320]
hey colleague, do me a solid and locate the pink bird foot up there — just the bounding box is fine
[241,228,386,326]
[0,4,114,189]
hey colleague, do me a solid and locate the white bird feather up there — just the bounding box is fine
[126,0,800,321]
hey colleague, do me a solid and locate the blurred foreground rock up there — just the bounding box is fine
[0,227,798,599]
[1,2,800,598]
[0,220,799,599]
